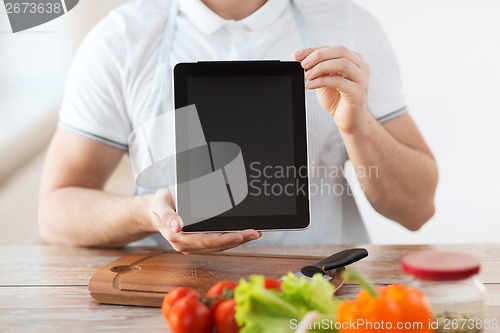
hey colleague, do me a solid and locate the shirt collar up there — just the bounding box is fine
[241,0,289,31]
[179,0,290,35]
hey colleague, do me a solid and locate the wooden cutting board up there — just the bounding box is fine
[88,250,343,307]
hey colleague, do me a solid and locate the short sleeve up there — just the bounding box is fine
[350,3,407,122]
[58,11,131,150]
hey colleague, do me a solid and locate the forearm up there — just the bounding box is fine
[39,187,155,247]
[341,113,438,230]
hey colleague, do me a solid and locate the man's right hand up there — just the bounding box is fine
[150,189,262,254]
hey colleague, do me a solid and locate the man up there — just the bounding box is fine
[39,0,438,252]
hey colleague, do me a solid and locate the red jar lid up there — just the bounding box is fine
[402,250,481,281]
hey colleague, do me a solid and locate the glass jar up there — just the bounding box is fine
[402,250,485,333]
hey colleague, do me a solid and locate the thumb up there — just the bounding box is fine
[157,207,183,233]
[152,189,184,233]
[169,215,184,233]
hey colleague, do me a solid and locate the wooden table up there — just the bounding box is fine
[1,244,499,332]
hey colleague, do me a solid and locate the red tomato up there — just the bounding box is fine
[214,299,238,333]
[205,281,238,299]
[205,281,238,310]
[167,297,213,333]
[162,287,200,319]
[264,279,282,291]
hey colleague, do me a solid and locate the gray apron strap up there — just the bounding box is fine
[158,0,179,64]
[290,0,344,244]
[129,0,179,190]
[290,0,316,48]
[141,0,179,121]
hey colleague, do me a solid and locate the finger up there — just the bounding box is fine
[188,230,260,250]
[305,75,359,96]
[239,229,262,241]
[219,231,260,251]
[169,230,261,254]
[174,233,242,254]
[304,58,365,83]
[292,46,327,61]
[176,229,260,249]
[227,230,263,250]
[353,51,365,61]
[301,46,367,72]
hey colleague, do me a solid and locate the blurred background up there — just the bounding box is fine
[0,0,499,245]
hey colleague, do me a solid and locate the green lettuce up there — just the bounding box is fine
[234,273,341,333]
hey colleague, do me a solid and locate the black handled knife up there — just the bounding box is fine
[293,248,368,282]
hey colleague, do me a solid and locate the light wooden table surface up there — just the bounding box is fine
[1,244,499,332]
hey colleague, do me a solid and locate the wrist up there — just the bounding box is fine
[131,194,157,233]
[335,106,375,138]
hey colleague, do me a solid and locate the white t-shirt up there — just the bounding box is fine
[59,0,406,245]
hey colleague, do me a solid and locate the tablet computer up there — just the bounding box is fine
[173,60,309,232]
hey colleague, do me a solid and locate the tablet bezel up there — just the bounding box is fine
[173,60,310,232]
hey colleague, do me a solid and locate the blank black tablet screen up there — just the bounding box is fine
[174,61,309,231]
[188,75,296,216]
